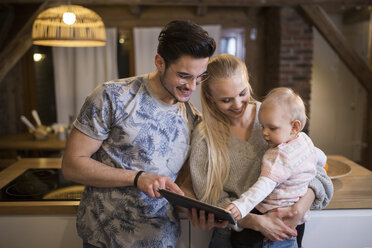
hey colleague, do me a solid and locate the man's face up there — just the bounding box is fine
[159,55,209,104]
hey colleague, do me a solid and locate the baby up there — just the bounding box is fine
[226,87,318,247]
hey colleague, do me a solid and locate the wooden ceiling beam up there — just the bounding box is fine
[0,1,49,84]
[129,4,141,17]
[1,0,371,7]
[369,13,372,69]
[299,4,372,94]
[0,5,15,49]
[364,12,372,171]
[196,5,208,16]
[343,7,371,25]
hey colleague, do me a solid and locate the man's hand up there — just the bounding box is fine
[136,172,184,198]
[188,208,228,230]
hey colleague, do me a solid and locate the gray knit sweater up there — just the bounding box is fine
[189,102,333,210]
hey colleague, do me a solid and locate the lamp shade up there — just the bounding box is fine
[32,5,106,47]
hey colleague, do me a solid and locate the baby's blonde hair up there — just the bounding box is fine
[262,87,307,130]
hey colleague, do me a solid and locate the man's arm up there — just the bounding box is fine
[62,128,183,198]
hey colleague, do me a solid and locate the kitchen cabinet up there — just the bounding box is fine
[2,211,371,248]
[0,215,208,248]
[0,214,81,248]
[0,156,372,248]
[303,209,372,247]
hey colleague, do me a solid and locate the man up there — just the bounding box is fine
[62,20,216,247]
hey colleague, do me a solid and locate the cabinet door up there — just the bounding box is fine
[176,219,190,248]
[190,223,213,247]
[303,209,372,248]
[0,215,81,248]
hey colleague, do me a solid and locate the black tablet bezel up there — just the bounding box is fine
[158,188,236,225]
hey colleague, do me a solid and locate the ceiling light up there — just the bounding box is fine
[32,5,106,47]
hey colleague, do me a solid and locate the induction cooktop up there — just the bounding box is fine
[0,169,84,201]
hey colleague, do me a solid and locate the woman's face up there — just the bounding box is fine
[209,71,250,122]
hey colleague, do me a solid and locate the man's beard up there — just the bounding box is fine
[159,73,180,103]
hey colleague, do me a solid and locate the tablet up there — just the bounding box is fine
[158,188,236,225]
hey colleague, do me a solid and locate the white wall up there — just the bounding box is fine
[309,14,368,163]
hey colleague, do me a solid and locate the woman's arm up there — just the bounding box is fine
[237,149,332,240]
[272,188,315,229]
[238,210,298,241]
[308,160,334,209]
[256,148,334,233]
[258,148,333,232]
[308,147,334,209]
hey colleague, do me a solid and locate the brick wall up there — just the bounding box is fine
[279,8,313,104]
[264,7,313,132]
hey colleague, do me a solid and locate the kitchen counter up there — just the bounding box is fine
[0,155,371,215]
[0,132,66,151]
[325,155,372,209]
[0,158,78,214]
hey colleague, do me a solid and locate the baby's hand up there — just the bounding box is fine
[225,203,242,221]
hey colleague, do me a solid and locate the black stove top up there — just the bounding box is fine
[0,169,83,201]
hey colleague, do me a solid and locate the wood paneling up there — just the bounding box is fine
[365,13,372,171]
[343,7,371,25]
[1,0,370,7]
[0,2,48,84]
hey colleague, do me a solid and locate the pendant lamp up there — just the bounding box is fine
[32,5,106,47]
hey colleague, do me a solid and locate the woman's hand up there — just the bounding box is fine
[278,188,315,228]
[238,210,298,242]
[271,206,302,229]
[188,208,228,230]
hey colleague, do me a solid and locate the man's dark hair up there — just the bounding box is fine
[157,20,216,67]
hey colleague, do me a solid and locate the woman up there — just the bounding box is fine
[188,54,333,247]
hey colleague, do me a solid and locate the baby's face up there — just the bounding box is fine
[258,105,294,148]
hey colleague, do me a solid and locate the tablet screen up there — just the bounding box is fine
[158,188,236,225]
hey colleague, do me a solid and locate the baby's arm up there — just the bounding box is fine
[231,176,277,219]
[225,203,242,221]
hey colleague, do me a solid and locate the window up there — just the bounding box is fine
[117,30,133,78]
[220,28,245,62]
[32,45,57,125]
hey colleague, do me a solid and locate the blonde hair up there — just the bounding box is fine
[197,54,254,204]
[262,87,307,130]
